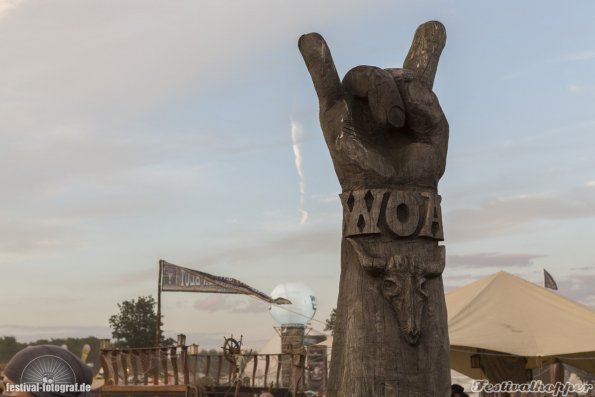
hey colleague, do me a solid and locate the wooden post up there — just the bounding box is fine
[141,350,150,385]
[264,355,270,388]
[323,346,328,392]
[121,350,129,385]
[156,260,163,347]
[280,326,304,388]
[100,349,111,385]
[227,359,234,384]
[216,355,222,386]
[131,350,139,385]
[299,21,450,396]
[161,348,169,385]
[251,354,258,387]
[205,355,211,378]
[112,351,120,385]
[170,347,179,385]
[549,361,565,386]
[182,345,189,385]
[275,354,282,388]
[152,348,159,385]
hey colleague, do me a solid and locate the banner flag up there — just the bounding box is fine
[160,260,291,304]
[544,268,558,290]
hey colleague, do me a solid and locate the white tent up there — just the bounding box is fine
[447,271,595,381]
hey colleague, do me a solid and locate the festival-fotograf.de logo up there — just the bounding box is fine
[20,354,77,387]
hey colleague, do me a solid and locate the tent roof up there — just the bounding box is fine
[446,271,595,357]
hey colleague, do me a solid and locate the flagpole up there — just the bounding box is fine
[156,259,163,347]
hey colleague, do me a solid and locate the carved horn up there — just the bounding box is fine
[347,238,387,276]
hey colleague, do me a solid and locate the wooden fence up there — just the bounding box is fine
[99,346,306,397]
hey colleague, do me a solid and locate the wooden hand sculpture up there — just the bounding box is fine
[299,21,447,192]
[299,21,451,397]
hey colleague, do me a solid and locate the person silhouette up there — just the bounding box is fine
[451,383,470,397]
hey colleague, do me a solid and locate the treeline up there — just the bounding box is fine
[0,337,256,378]
[0,336,102,374]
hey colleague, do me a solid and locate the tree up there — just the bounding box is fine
[324,308,336,335]
[0,336,26,364]
[109,295,174,348]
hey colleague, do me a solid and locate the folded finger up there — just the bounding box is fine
[386,68,448,144]
[342,65,406,129]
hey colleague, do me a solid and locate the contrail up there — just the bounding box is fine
[291,119,308,225]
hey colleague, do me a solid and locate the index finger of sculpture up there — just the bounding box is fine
[298,33,343,110]
[403,21,446,89]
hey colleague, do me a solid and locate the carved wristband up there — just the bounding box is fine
[340,188,444,240]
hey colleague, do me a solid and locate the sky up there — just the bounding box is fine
[1,0,595,351]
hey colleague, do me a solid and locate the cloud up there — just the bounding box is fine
[0,325,111,343]
[193,295,268,314]
[0,324,259,350]
[310,193,339,204]
[443,273,486,292]
[291,119,308,225]
[109,268,156,287]
[447,252,546,268]
[0,218,88,261]
[562,50,595,62]
[446,185,595,242]
[567,84,595,94]
[0,0,369,137]
[0,0,20,18]
[556,271,595,308]
[191,228,340,268]
[0,1,375,259]
[570,266,595,271]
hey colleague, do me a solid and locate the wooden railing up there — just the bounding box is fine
[99,347,306,396]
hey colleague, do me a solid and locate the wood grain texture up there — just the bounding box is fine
[299,20,451,397]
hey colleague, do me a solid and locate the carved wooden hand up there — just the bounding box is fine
[299,23,452,395]
[298,21,447,192]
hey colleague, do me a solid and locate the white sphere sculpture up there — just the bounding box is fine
[269,283,317,326]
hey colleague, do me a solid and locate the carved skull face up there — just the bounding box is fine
[381,258,428,345]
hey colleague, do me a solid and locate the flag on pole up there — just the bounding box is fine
[159,260,291,304]
[544,269,558,290]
